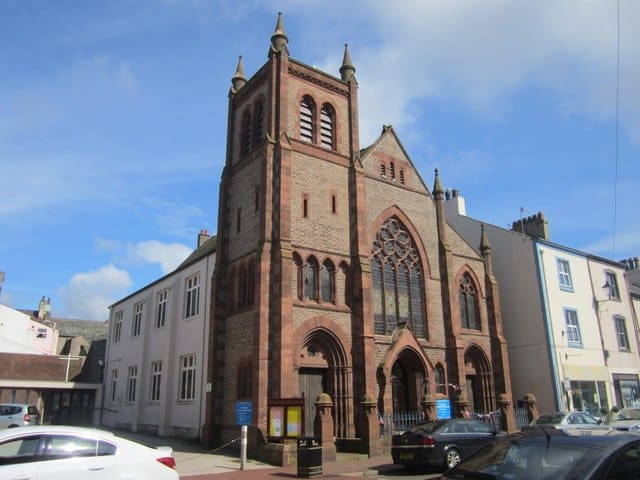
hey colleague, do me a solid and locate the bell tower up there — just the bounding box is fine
[205,12,368,447]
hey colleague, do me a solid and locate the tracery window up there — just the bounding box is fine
[459,272,479,330]
[371,218,426,337]
[320,104,334,148]
[300,96,315,143]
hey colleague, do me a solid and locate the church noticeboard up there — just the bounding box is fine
[436,399,452,419]
[268,398,304,439]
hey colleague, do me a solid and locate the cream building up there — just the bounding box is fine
[445,190,640,414]
[101,231,215,437]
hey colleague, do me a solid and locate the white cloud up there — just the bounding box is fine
[59,264,132,320]
[305,0,640,146]
[128,240,192,274]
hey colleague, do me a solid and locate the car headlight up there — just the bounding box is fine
[629,424,640,433]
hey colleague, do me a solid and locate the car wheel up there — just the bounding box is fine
[445,447,461,469]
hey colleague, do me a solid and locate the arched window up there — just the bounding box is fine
[320,104,334,148]
[237,358,252,399]
[247,261,255,307]
[241,110,252,156]
[371,217,427,337]
[434,364,446,395]
[303,257,318,301]
[237,265,247,308]
[300,96,315,143]
[253,101,264,147]
[459,272,479,330]
[339,262,350,307]
[320,260,335,304]
[293,253,303,300]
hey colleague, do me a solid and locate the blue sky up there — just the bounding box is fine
[1,1,638,321]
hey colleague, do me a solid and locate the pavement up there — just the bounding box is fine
[117,431,406,479]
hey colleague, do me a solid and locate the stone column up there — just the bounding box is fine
[497,393,517,433]
[360,394,382,457]
[455,393,470,418]
[314,393,336,462]
[420,394,436,422]
[522,393,539,423]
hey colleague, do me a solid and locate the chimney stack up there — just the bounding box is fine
[197,229,210,247]
[511,212,549,240]
[37,296,51,320]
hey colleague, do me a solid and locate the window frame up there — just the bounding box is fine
[556,259,574,291]
[614,315,630,351]
[110,369,117,403]
[564,308,582,346]
[113,310,123,343]
[156,289,168,329]
[126,365,137,403]
[605,270,620,300]
[150,360,162,402]
[178,354,197,401]
[184,274,200,319]
[131,301,143,337]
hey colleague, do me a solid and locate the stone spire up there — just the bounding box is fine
[231,55,247,92]
[340,43,356,81]
[480,224,491,255]
[270,12,289,54]
[432,168,444,199]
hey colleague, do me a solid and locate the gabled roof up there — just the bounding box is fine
[360,125,431,195]
[109,235,217,309]
[178,235,217,270]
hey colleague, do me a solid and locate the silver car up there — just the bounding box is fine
[527,411,610,433]
[0,404,40,429]
[607,407,640,432]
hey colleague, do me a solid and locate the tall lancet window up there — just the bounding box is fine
[253,101,264,147]
[371,217,427,337]
[300,96,315,143]
[320,104,334,149]
[241,110,252,156]
[459,272,479,330]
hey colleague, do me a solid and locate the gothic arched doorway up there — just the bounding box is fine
[298,328,352,438]
[463,345,494,414]
[384,348,428,416]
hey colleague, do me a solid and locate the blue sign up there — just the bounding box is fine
[236,401,252,425]
[436,399,451,419]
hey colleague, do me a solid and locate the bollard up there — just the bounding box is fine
[241,425,247,470]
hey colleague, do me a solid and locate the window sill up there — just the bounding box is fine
[293,299,351,313]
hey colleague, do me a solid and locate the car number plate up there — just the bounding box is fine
[400,453,413,459]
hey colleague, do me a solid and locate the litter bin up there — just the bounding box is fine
[297,436,322,478]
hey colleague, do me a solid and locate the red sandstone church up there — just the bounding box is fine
[202,13,513,458]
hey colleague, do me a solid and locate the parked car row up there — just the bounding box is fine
[391,410,640,477]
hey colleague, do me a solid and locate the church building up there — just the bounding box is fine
[203,13,513,457]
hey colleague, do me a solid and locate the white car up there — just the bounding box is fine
[0,425,178,480]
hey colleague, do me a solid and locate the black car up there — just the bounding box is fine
[440,427,640,479]
[391,418,498,470]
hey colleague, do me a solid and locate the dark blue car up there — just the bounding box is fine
[440,427,640,479]
[391,418,498,470]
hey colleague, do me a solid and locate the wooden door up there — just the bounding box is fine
[299,368,326,436]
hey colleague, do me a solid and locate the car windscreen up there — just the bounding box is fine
[617,409,640,421]
[446,438,602,479]
[409,421,446,434]
[532,413,565,425]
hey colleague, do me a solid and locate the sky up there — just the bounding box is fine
[1,0,639,321]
